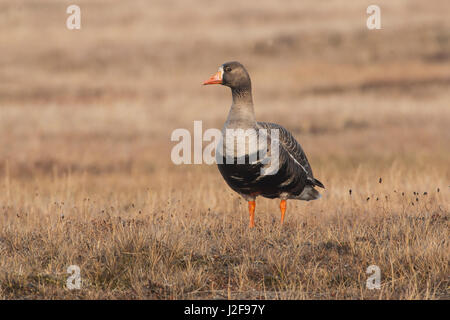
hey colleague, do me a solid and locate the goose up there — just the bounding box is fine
[203,61,324,228]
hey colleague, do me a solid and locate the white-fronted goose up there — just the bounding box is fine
[203,61,324,228]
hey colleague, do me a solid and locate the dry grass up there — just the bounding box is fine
[0,0,449,299]
[1,162,448,299]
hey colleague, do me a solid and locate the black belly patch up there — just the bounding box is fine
[217,154,307,199]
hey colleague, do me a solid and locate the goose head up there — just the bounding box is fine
[203,61,251,90]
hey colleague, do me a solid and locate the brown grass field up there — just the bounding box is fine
[0,0,449,299]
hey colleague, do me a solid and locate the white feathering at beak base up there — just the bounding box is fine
[203,66,224,85]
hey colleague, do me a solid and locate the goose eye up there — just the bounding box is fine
[224,66,232,72]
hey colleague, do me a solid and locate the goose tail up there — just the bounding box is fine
[313,178,325,189]
[298,186,321,201]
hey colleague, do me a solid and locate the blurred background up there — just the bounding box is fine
[0,0,449,182]
[0,0,449,300]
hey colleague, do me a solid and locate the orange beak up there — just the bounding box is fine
[203,70,223,85]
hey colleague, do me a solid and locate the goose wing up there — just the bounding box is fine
[258,122,325,189]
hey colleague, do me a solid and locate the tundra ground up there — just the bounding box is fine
[0,0,448,299]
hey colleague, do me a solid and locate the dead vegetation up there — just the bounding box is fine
[0,0,448,299]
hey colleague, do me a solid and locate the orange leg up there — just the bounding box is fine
[280,200,287,224]
[248,201,256,228]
